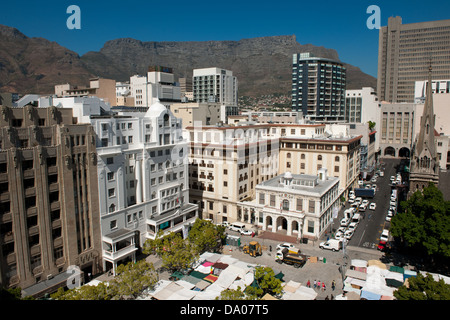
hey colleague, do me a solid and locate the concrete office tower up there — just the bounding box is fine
[193,68,238,107]
[0,104,102,298]
[377,16,450,103]
[292,53,346,122]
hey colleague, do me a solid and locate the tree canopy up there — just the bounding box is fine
[394,272,450,300]
[188,218,226,253]
[391,183,450,262]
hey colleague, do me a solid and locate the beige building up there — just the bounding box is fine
[170,102,223,128]
[377,16,450,103]
[0,104,102,298]
[186,124,279,224]
[275,124,362,197]
[55,78,117,107]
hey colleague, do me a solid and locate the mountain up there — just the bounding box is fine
[0,24,376,97]
[0,25,93,94]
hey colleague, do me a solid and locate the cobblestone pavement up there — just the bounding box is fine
[224,231,384,300]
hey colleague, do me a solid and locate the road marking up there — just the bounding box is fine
[358,229,366,247]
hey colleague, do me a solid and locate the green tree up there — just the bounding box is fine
[216,286,249,300]
[143,231,198,272]
[368,121,376,131]
[51,282,111,300]
[391,183,450,261]
[108,260,158,300]
[244,266,283,299]
[188,219,226,254]
[394,272,450,300]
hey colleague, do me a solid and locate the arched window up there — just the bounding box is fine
[163,113,169,127]
[335,156,340,162]
[301,154,305,160]
[318,155,322,161]
[282,200,290,211]
[287,153,291,159]
[109,203,116,213]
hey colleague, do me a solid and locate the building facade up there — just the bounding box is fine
[0,105,102,297]
[193,68,238,106]
[238,170,340,242]
[377,16,450,103]
[292,53,346,122]
[186,124,279,225]
[90,100,197,275]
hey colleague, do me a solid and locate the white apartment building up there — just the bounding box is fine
[90,100,198,274]
[130,66,181,108]
[238,169,340,241]
[193,67,238,107]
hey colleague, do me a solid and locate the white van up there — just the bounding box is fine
[229,222,246,232]
[319,239,342,252]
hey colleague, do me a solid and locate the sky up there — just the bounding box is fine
[1,0,450,78]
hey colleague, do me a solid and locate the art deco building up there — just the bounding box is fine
[0,104,102,298]
[377,16,450,103]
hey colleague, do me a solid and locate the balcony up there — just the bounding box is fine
[102,228,137,262]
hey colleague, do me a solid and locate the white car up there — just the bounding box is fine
[390,200,396,207]
[348,197,355,204]
[276,243,295,251]
[340,217,350,227]
[348,222,358,231]
[390,176,395,182]
[362,199,369,206]
[358,180,364,186]
[239,229,253,236]
[337,227,347,234]
[385,215,392,222]
[344,229,354,240]
[371,177,377,183]
[380,171,384,177]
[334,231,345,241]
[380,229,389,242]
[369,203,376,210]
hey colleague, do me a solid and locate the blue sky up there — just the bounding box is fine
[1,0,450,78]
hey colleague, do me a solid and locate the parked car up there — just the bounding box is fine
[344,229,354,240]
[349,191,355,198]
[276,243,295,251]
[371,177,377,183]
[240,229,253,236]
[319,239,342,252]
[380,229,389,242]
[377,240,387,251]
[369,203,376,210]
[390,176,395,182]
[379,171,384,177]
[340,217,350,227]
[334,231,345,241]
[348,222,358,231]
[358,180,364,186]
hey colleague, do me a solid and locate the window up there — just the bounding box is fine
[282,200,289,211]
[108,188,115,197]
[270,195,276,207]
[128,136,133,143]
[309,200,315,213]
[296,198,303,211]
[109,204,116,213]
[259,193,265,205]
[128,123,133,129]
[307,220,314,233]
[107,172,114,181]
[110,220,117,230]
[106,157,114,165]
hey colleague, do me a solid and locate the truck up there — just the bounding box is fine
[242,241,262,257]
[275,248,308,268]
[354,188,375,198]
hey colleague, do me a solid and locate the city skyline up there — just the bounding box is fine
[1,1,450,79]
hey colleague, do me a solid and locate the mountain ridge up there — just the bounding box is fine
[0,24,376,97]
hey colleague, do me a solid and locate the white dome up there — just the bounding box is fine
[145,99,166,117]
[284,172,293,179]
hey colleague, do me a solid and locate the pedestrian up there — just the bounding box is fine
[331,280,336,291]
[317,280,321,290]
[331,294,334,300]
[307,280,311,288]
[322,282,326,291]
[313,280,317,289]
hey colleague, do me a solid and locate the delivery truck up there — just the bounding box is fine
[275,248,308,268]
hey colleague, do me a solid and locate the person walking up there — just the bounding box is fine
[307,280,311,288]
[317,280,321,290]
[313,280,317,289]
[331,280,336,291]
[322,282,326,291]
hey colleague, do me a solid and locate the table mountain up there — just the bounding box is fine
[0,24,376,97]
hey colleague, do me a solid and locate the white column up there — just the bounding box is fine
[135,159,142,204]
